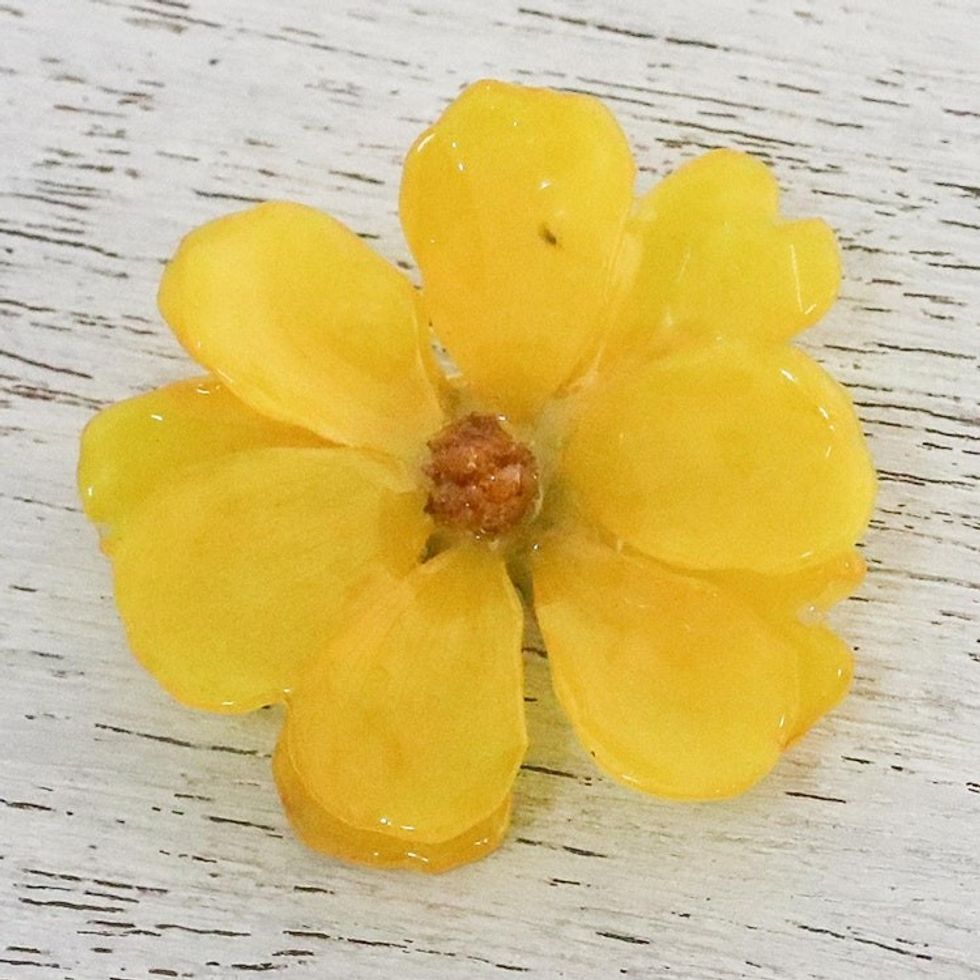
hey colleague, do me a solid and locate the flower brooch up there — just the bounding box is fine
[79,80,875,871]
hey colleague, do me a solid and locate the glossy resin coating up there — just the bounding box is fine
[79,80,874,872]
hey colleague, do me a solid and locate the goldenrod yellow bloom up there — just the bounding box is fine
[79,80,875,872]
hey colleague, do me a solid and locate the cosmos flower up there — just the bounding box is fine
[79,80,875,871]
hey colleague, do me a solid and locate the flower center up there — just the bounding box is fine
[423,413,539,538]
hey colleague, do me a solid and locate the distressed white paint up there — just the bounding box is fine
[1,1,978,977]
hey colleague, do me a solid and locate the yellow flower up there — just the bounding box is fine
[78,80,875,873]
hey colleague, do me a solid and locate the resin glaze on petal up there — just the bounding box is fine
[111,448,430,712]
[286,545,526,844]
[402,80,635,417]
[79,377,322,533]
[534,532,800,799]
[159,202,445,457]
[610,149,841,357]
[563,342,875,573]
[274,739,511,873]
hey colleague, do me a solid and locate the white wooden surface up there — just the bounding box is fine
[2,1,978,977]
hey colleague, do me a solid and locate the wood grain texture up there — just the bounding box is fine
[1,1,978,977]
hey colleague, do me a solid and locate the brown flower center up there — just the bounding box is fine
[423,413,539,538]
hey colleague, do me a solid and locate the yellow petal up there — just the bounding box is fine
[785,623,853,741]
[712,552,863,740]
[158,201,445,457]
[562,342,875,573]
[285,545,526,844]
[715,549,867,616]
[110,447,429,712]
[610,149,840,355]
[401,80,635,418]
[273,738,510,873]
[648,148,779,221]
[79,377,322,531]
[533,532,799,799]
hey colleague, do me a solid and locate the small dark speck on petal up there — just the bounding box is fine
[539,223,560,247]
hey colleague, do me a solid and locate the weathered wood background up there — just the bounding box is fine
[1,1,978,977]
